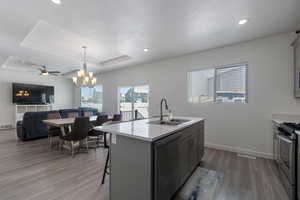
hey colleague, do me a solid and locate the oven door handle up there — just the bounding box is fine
[277,134,293,144]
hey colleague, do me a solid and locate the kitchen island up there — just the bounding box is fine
[94,117,205,200]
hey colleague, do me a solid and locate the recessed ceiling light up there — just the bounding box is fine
[143,48,149,52]
[238,19,248,25]
[51,0,61,5]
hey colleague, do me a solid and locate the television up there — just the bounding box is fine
[12,83,54,104]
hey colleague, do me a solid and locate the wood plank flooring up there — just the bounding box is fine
[0,129,288,200]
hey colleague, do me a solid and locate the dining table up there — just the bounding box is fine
[43,116,98,136]
[43,116,114,149]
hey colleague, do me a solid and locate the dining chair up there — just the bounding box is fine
[112,114,122,121]
[95,115,109,125]
[59,117,90,156]
[88,115,109,148]
[67,112,79,118]
[47,111,62,148]
[83,111,94,117]
[101,120,122,184]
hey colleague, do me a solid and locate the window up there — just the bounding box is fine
[80,85,103,112]
[215,65,247,103]
[118,85,149,121]
[188,63,247,103]
[188,68,215,103]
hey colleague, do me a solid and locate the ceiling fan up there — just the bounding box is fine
[38,66,61,76]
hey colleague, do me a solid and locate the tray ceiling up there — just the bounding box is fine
[0,0,299,76]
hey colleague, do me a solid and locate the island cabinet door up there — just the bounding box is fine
[179,131,200,184]
[154,132,183,200]
[153,123,202,200]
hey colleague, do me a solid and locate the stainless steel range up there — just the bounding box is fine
[275,122,298,200]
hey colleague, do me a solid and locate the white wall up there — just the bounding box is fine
[0,69,75,126]
[93,32,299,158]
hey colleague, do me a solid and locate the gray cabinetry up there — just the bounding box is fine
[154,122,204,200]
[154,132,182,200]
[109,120,204,200]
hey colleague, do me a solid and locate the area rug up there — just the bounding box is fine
[175,168,224,200]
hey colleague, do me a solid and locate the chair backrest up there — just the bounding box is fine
[47,112,62,130]
[94,115,109,126]
[70,117,90,141]
[47,111,61,120]
[83,111,94,117]
[79,107,99,116]
[68,112,79,118]
[112,114,122,121]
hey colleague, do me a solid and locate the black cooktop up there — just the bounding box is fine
[280,122,300,136]
[283,122,300,130]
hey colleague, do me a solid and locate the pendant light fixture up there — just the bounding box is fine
[72,46,97,88]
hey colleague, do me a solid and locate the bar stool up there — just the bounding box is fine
[101,120,121,184]
[88,115,109,148]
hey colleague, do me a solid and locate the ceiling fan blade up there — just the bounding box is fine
[24,61,41,67]
[61,69,80,77]
[26,70,39,72]
[49,71,61,74]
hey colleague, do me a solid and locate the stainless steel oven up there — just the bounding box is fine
[276,126,296,200]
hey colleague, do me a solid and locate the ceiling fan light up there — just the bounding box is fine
[42,72,49,76]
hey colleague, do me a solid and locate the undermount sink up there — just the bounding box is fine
[148,118,190,126]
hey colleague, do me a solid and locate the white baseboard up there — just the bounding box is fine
[205,142,274,160]
[0,124,13,130]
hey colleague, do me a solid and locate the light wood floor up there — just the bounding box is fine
[0,129,288,200]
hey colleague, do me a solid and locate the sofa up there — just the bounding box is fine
[59,109,81,118]
[16,108,99,141]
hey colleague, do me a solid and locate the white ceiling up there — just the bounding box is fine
[0,0,299,76]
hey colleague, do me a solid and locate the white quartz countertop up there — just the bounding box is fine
[94,117,205,142]
[272,114,300,125]
[273,120,300,135]
[272,119,287,125]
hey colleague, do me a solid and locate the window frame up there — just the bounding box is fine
[117,85,150,120]
[117,86,134,119]
[187,62,248,104]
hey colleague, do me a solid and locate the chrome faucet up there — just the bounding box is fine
[160,98,169,121]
